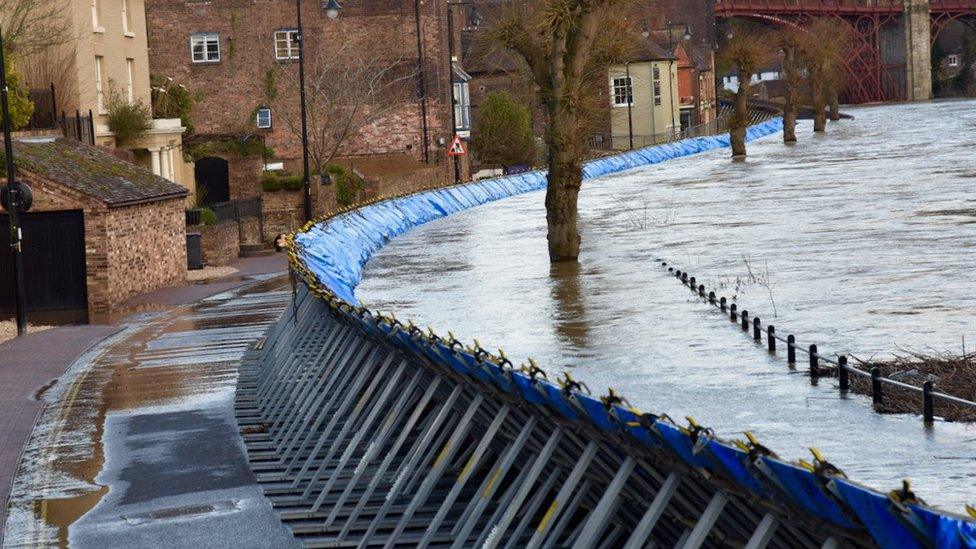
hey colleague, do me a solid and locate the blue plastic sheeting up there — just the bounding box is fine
[294,118,784,304]
[293,117,976,548]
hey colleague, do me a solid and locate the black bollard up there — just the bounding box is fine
[753,317,761,341]
[838,356,849,393]
[871,367,883,408]
[809,344,819,377]
[689,276,696,288]
[708,291,716,304]
[720,296,727,310]
[767,326,776,352]
[699,284,706,297]
[730,303,737,321]
[668,267,674,273]
[682,273,689,284]
[787,335,796,364]
[741,310,749,331]
[923,381,934,423]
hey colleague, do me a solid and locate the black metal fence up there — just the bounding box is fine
[61,110,95,145]
[657,259,976,424]
[26,85,58,130]
[186,197,263,226]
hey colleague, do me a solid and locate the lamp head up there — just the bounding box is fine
[323,0,341,19]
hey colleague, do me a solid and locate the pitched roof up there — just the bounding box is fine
[628,40,677,63]
[8,137,187,207]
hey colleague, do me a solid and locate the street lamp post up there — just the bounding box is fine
[625,62,634,150]
[0,25,27,336]
[446,1,480,184]
[296,0,312,223]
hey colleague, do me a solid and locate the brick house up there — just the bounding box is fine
[145,0,458,216]
[3,137,187,322]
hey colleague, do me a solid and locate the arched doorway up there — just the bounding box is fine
[194,157,230,205]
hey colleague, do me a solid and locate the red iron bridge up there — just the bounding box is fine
[714,0,976,103]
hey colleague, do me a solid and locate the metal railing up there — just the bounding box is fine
[26,85,58,130]
[657,259,976,423]
[591,103,778,152]
[60,110,95,145]
[186,197,263,226]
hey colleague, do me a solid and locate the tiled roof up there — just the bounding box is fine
[8,137,187,207]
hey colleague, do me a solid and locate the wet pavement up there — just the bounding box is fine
[1,276,297,548]
[358,100,976,511]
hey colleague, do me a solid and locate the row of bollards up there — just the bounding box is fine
[661,261,941,424]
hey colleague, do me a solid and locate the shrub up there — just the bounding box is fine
[200,207,217,225]
[3,54,33,130]
[261,172,282,192]
[326,164,364,207]
[151,75,197,135]
[471,91,537,168]
[281,174,304,191]
[106,87,153,144]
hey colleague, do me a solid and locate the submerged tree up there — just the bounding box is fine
[718,26,772,156]
[487,0,635,262]
[800,18,849,132]
[778,27,804,143]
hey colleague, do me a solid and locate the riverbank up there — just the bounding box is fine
[853,353,976,422]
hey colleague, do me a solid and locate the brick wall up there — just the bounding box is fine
[199,222,240,267]
[146,0,454,183]
[18,170,187,320]
[240,217,262,245]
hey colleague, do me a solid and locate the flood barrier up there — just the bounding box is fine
[658,260,976,424]
[237,121,976,547]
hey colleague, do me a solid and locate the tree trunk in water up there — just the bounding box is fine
[730,76,749,156]
[829,92,841,121]
[545,153,582,261]
[812,82,827,132]
[782,44,798,143]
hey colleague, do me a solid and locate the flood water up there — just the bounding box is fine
[357,100,976,511]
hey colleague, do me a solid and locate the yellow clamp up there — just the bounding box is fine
[966,505,976,520]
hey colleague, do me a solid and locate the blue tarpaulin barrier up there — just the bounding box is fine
[291,118,976,548]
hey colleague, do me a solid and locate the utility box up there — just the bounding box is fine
[186,233,203,270]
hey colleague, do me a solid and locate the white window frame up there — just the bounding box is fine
[91,0,104,32]
[453,82,471,132]
[122,0,134,36]
[191,33,221,63]
[274,29,300,61]
[95,56,107,113]
[126,58,135,103]
[652,66,662,106]
[610,76,633,107]
[256,107,273,129]
[947,54,959,67]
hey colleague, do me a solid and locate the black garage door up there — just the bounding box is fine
[0,210,88,323]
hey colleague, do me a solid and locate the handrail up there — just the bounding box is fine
[659,259,976,423]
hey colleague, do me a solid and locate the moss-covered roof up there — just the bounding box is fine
[7,137,187,207]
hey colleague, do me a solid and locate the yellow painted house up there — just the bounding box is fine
[607,41,681,150]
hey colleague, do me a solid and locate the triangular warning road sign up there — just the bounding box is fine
[447,134,466,156]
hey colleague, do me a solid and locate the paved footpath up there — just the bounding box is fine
[0,255,295,547]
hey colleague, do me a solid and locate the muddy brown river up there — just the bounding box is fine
[357,100,976,511]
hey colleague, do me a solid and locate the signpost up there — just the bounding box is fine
[447,134,466,157]
[0,25,29,336]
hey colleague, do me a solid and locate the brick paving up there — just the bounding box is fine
[0,254,287,540]
[0,324,120,540]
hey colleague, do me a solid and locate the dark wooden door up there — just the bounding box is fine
[195,157,230,205]
[0,210,88,323]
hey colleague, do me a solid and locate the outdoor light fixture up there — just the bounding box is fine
[641,20,650,40]
[683,25,692,41]
[323,0,341,19]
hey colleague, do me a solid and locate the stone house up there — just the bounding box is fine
[145,0,459,218]
[2,137,187,322]
[21,0,192,192]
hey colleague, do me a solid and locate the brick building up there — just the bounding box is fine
[145,0,458,211]
[3,137,187,322]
